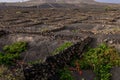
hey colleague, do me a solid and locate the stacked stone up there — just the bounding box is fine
[0,30,9,36]
[24,37,92,80]
[54,34,82,40]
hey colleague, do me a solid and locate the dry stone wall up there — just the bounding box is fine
[23,37,92,80]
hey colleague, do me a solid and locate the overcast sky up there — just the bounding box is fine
[95,0,120,3]
[0,0,29,2]
[0,0,120,3]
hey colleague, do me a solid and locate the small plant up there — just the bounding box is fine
[79,44,120,80]
[52,42,73,55]
[70,57,90,70]
[59,67,74,80]
[57,43,120,80]
[0,41,27,79]
[69,60,83,75]
[0,41,27,66]
[28,59,42,65]
[0,52,20,65]
[104,6,116,11]
[3,41,27,54]
[72,30,79,33]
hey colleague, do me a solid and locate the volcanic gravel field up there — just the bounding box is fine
[0,3,120,79]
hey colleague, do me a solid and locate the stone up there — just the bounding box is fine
[23,37,93,80]
[109,40,113,44]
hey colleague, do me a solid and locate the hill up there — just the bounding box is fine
[0,0,100,7]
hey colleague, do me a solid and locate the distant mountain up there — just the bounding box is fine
[28,0,95,4]
[24,0,98,7]
[0,0,112,8]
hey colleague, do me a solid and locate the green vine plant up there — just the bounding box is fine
[59,43,120,80]
[71,43,120,80]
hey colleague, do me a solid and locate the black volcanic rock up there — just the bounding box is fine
[23,37,93,80]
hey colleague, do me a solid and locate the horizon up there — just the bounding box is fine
[95,0,120,3]
[0,0,120,3]
[0,0,29,3]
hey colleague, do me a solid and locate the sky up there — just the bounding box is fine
[0,0,29,2]
[95,0,120,3]
[0,0,120,3]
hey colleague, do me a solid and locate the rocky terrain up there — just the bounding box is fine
[0,0,95,7]
[0,0,120,7]
[0,0,120,80]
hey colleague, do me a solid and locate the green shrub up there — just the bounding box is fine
[0,42,27,79]
[57,44,120,80]
[104,6,117,11]
[0,41,28,66]
[52,42,73,55]
[3,42,27,54]
[80,44,120,80]
[0,52,20,65]
[59,67,74,80]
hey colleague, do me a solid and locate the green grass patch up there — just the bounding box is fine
[52,42,73,55]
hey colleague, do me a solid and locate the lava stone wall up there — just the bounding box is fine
[0,30,8,36]
[23,37,92,80]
